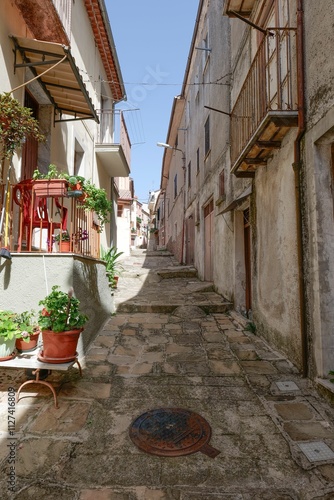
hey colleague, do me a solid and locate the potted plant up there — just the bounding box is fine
[37,285,88,363]
[14,310,40,353]
[100,246,124,289]
[32,164,68,197]
[53,230,71,252]
[66,175,86,199]
[0,310,36,360]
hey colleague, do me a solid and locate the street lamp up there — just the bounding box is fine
[157,142,185,169]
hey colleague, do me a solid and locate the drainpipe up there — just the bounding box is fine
[293,0,308,377]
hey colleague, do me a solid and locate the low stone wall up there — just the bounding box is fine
[0,253,113,357]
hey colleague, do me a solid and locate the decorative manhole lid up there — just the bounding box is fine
[129,408,220,458]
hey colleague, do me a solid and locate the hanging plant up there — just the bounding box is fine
[81,180,112,231]
[0,92,45,165]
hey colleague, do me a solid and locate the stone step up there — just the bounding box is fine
[116,301,232,314]
[157,266,198,279]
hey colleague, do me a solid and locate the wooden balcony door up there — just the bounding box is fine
[22,92,39,180]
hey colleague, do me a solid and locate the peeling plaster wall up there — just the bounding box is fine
[0,255,113,356]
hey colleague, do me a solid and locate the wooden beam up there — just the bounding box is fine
[256,141,281,149]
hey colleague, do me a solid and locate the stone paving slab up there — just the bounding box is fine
[1,250,334,498]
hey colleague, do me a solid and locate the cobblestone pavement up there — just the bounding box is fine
[1,249,334,499]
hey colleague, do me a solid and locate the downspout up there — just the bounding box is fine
[293,0,308,377]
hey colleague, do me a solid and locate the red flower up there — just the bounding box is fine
[41,308,50,317]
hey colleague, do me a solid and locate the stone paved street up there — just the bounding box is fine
[1,250,334,499]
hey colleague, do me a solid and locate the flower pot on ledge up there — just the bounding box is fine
[32,179,68,197]
[58,240,71,252]
[15,330,40,353]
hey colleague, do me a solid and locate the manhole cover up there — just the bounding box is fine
[129,408,220,458]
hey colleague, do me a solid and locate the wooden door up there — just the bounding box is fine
[185,214,195,265]
[22,92,39,180]
[204,200,214,281]
[244,208,252,311]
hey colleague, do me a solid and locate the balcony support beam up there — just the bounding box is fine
[256,141,281,149]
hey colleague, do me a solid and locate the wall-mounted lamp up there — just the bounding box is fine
[157,142,173,150]
[157,142,186,169]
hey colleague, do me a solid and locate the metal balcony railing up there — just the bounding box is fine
[96,109,131,167]
[0,182,101,258]
[230,28,298,169]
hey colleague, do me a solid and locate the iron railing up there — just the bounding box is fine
[96,109,131,166]
[230,28,297,165]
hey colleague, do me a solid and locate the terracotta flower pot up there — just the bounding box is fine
[32,179,68,197]
[15,331,40,353]
[58,240,71,252]
[39,328,83,364]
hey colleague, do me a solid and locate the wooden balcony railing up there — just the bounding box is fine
[0,181,101,258]
[230,28,298,176]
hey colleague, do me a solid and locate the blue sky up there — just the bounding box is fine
[107,1,199,203]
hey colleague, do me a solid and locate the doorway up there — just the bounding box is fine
[204,199,214,281]
[243,208,252,312]
[22,91,39,180]
[185,214,195,265]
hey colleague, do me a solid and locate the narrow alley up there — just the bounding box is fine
[1,250,334,499]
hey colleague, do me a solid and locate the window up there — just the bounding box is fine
[174,174,178,199]
[188,161,192,188]
[219,169,225,197]
[196,148,200,174]
[204,116,210,157]
[117,204,123,217]
[202,31,210,69]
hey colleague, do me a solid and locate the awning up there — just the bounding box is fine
[221,184,252,214]
[10,36,98,123]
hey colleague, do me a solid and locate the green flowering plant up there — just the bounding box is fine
[38,285,88,333]
[0,310,35,342]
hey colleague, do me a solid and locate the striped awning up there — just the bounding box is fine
[11,36,98,123]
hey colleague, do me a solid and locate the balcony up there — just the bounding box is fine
[95,110,131,178]
[223,0,256,17]
[0,181,101,258]
[230,29,299,177]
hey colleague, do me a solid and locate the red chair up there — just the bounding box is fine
[13,179,68,252]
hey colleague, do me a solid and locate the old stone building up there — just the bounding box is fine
[158,0,334,383]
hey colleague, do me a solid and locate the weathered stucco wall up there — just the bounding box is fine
[252,133,302,368]
[301,1,334,378]
[0,254,113,357]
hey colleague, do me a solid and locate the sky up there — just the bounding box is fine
[106,1,200,204]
